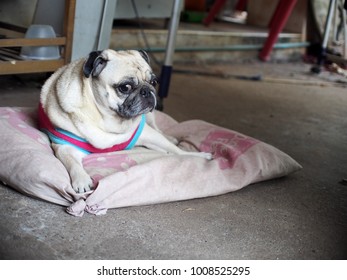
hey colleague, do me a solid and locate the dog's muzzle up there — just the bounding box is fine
[117,86,157,119]
[143,89,157,111]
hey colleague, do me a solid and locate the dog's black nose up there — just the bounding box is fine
[140,87,151,98]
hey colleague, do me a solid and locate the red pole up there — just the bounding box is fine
[203,0,227,26]
[268,0,287,29]
[234,0,247,11]
[259,0,298,61]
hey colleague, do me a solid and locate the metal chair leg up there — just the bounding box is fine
[157,0,182,110]
[311,0,337,74]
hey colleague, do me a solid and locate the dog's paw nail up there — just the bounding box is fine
[72,176,93,193]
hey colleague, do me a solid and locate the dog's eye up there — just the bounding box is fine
[150,79,158,87]
[119,84,133,94]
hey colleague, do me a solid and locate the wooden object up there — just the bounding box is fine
[0,0,76,75]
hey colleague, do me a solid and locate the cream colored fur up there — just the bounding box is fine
[40,49,211,193]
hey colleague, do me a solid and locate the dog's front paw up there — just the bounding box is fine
[200,152,213,160]
[72,174,94,193]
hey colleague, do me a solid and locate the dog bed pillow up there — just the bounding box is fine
[0,107,301,216]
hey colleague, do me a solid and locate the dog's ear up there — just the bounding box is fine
[83,51,107,78]
[138,50,150,64]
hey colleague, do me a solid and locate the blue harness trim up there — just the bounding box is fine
[42,114,146,154]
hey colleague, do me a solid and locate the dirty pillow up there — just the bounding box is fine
[0,107,301,216]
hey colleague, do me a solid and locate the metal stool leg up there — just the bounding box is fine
[157,0,182,110]
[342,1,347,59]
[311,0,337,73]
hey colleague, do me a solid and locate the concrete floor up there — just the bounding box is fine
[0,61,346,259]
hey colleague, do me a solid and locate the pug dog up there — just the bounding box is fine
[39,49,212,193]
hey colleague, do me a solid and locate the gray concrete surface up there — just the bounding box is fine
[0,62,346,259]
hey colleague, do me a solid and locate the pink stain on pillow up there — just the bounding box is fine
[200,130,259,170]
[0,108,50,149]
[83,153,137,185]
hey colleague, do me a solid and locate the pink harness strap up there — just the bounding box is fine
[38,103,143,153]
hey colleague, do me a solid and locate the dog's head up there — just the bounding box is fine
[83,49,157,119]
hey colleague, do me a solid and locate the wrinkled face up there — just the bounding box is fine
[83,49,158,119]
